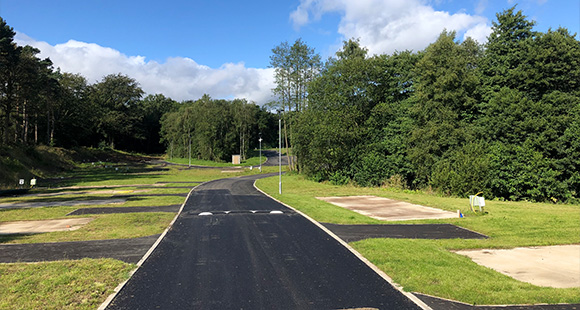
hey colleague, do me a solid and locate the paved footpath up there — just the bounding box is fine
[106,174,423,310]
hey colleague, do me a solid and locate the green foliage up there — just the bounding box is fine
[160,95,273,162]
[294,8,580,202]
[430,141,490,197]
[269,38,322,171]
[488,142,568,202]
[408,31,481,186]
[90,73,145,150]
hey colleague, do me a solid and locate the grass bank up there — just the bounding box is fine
[256,173,580,305]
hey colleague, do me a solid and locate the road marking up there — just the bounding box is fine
[193,210,289,216]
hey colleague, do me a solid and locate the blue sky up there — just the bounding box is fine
[1,0,578,103]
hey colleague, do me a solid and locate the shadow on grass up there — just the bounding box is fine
[0,195,146,205]
[40,165,165,188]
[0,233,37,244]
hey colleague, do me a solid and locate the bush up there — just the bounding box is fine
[430,141,490,197]
[488,142,568,202]
[329,170,351,185]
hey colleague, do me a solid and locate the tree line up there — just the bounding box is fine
[273,7,580,203]
[159,94,277,162]
[0,17,277,157]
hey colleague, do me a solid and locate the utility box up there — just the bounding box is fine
[469,195,485,212]
[232,155,241,165]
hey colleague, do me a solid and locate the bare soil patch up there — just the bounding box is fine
[0,218,94,234]
[455,245,580,288]
[317,195,458,221]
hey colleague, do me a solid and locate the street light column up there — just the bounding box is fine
[258,135,263,172]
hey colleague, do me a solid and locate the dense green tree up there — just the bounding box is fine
[408,31,482,188]
[354,51,421,187]
[138,94,178,154]
[295,39,371,180]
[270,39,322,170]
[520,27,580,100]
[481,6,536,96]
[477,7,580,201]
[160,95,275,162]
[295,39,420,185]
[90,73,144,150]
[53,73,96,147]
[0,17,22,144]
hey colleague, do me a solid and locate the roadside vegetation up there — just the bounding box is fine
[256,174,580,305]
[274,7,580,204]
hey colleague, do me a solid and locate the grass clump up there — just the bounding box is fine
[0,258,134,310]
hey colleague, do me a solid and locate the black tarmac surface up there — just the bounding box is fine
[323,223,488,242]
[0,234,159,264]
[106,174,421,310]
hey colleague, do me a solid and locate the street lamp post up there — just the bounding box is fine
[258,134,263,172]
[279,119,282,194]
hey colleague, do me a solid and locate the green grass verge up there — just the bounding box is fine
[0,212,175,244]
[0,258,134,310]
[256,173,580,305]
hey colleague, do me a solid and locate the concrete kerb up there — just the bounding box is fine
[252,181,433,310]
[97,182,202,310]
[414,291,580,309]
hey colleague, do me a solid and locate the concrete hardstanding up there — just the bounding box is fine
[106,174,421,310]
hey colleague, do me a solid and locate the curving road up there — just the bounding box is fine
[106,173,422,310]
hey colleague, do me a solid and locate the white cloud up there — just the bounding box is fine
[475,0,488,14]
[291,0,492,55]
[15,33,275,104]
[463,22,492,44]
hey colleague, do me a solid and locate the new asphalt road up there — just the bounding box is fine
[106,174,422,310]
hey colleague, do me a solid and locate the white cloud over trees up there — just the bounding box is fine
[15,33,276,104]
[291,0,492,55]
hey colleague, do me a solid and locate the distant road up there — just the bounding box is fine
[259,150,290,166]
[106,174,421,310]
[154,150,289,168]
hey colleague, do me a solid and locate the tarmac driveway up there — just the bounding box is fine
[105,174,423,310]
